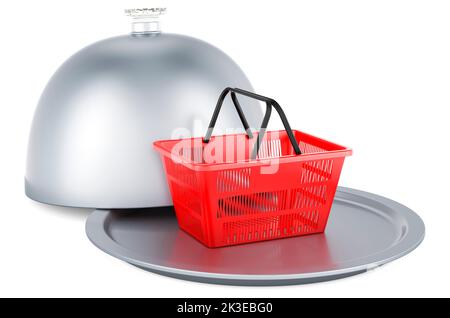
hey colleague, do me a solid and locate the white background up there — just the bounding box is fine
[1,0,449,297]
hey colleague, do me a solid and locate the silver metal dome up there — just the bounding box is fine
[25,19,262,208]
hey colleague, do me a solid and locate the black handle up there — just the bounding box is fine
[203,87,302,159]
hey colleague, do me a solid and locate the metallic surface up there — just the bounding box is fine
[85,187,425,285]
[26,33,263,208]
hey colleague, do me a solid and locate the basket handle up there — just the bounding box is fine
[203,87,302,159]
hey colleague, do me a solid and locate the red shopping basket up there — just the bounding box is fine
[154,87,352,248]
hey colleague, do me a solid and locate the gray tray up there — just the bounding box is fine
[86,187,425,285]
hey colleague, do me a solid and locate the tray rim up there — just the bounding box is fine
[85,187,425,284]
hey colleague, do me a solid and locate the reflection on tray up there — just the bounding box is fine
[168,224,336,275]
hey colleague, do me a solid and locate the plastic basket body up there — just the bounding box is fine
[154,130,352,248]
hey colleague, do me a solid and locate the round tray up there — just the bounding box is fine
[86,187,425,285]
